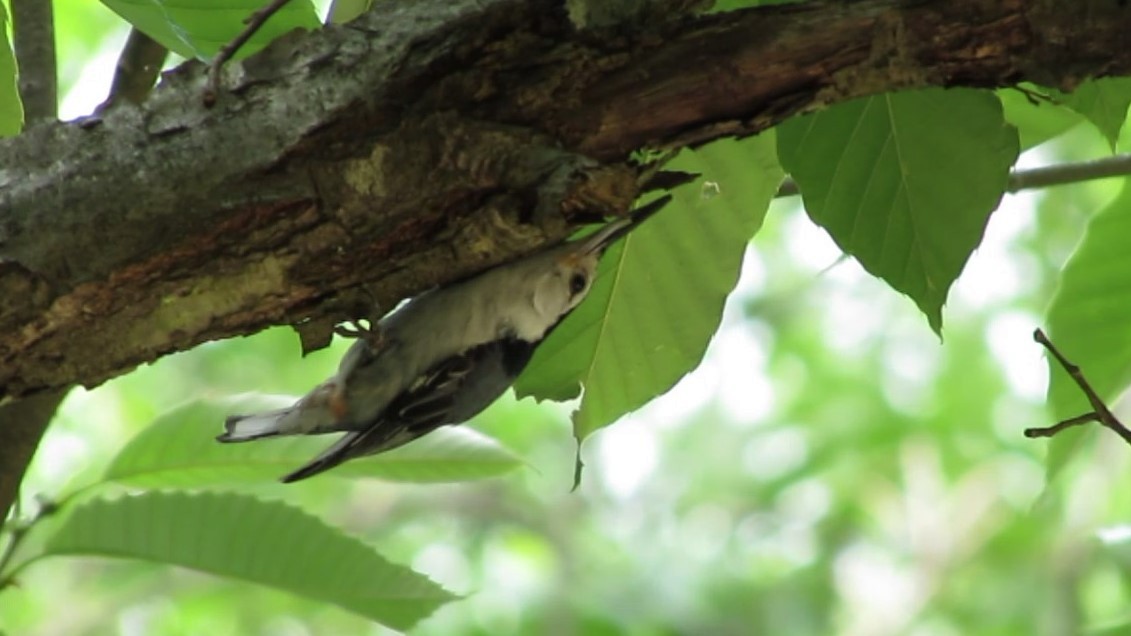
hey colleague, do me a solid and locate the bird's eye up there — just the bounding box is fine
[569,272,587,296]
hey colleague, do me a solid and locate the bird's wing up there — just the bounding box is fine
[280,337,535,482]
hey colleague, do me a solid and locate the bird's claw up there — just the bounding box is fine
[335,319,384,351]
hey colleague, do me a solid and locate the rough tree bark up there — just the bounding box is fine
[0,0,1128,507]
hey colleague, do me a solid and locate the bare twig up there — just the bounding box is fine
[776,153,1131,199]
[1023,412,1098,438]
[1008,84,1054,107]
[10,0,57,122]
[0,495,59,590]
[1024,329,1131,445]
[99,28,169,110]
[1005,155,1131,193]
[204,0,294,106]
[5,0,64,529]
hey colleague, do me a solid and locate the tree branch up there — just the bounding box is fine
[776,153,1131,198]
[1005,154,1131,193]
[1,0,1129,405]
[9,0,57,122]
[0,388,67,519]
[100,29,168,109]
[5,0,63,524]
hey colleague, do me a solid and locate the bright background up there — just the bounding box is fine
[4,2,1131,634]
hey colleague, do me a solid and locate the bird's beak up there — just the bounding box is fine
[579,194,673,256]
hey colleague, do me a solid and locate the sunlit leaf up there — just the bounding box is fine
[1058,77,1131,151]
[99,0,320,61]
[101,395,523,487]
[328,0,372,24]
[777,88,1019,333]
[516,134,782,442]
[1044,183,1131,478]
[998,85,1082,150]
[40,491,454,629]
[0,2,22,136]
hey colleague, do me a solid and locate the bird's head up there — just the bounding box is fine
[528,195,671,330]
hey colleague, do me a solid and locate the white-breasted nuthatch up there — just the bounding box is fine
[219,196,670,482]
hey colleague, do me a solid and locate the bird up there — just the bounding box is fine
[218,196,670,482]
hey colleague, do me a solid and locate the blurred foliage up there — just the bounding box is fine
[5,2,1131,635]
[98,396,522,488]
[34,492,454,629]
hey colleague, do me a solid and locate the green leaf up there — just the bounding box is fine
[516,133,783,442]
[777,88,1019,333]
[99,0,320,61]
[1044,183,1131,478]
[0,2,22,136]
[328,0,372,24]
[997,85,1082,150]
[100,395,523,488]
[40,491,454,629]
[1058,77,1131,151]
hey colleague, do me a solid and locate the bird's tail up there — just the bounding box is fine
[280,420,420,483]
[217,409,290,442]
[280,431,364,483]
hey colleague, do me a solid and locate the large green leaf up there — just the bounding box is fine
[516,134,782,442]
[1044,183,1131,477]
[99,0,320,61]
[100,395,523,488]
[0,2,21,136]
[1058,77,1131,151]
[39,491,453,629]
[777,88,1019,333]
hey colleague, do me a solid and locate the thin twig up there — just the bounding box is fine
[0,496,58,591]
[204,0,294,106]
[1024,412,1098,438]
[1006,155,1131,193]
[1024,328,1131,445]
[0,524,28,590]
[1009,84,1053,107]
[98,28,168,111]
[10,0,57,122]
[776,153,1131,199]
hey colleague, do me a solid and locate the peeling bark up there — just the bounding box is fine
[0,0,1128,404]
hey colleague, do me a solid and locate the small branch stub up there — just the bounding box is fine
[204,0,295,106]
[1024,328,1131,445]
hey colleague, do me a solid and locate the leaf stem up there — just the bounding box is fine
[204,0,295,105]
[1024,328,1131,445]
[0,497,56,591]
